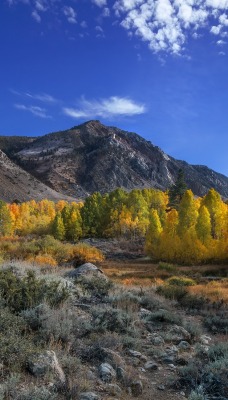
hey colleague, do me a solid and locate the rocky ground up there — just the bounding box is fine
[0,261,227,400]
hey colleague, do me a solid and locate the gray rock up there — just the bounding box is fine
[116,366,127,384]
[99,363,116,383]
[27,351,65,383]
[178,341,191,350]
[144,361,158,371]
[128,350,143,358]
[199,335,212,345]
[131,380,143,397]
[157,384,165,390]
[66,263,107,280]
[167,325,191,344]
[79,392,100,400]
[162,356,175,364]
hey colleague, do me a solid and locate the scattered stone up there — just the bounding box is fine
[27,351,65,383]
[99,363,116,383]
[79,392,100,400]
[162,356,175,364]
[131,380,143,397]
[147,333,164,345]
[178,341,191,350]
[200,335,212,345]
[107,383,122,396]
[128,350,143,358]
[144,361,158,371]
[157,384,165,390]
[116,367,128,384]
[167,325,191,344]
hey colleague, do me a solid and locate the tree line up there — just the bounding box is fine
[0,184,227,264]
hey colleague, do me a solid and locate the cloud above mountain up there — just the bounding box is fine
[63,96,146,118]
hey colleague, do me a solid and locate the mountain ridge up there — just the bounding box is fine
[0,120,227,201]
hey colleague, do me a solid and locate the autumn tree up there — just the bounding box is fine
[52,212,65,240]
[177,190,198,236]
[145,209,162,258]
[196,205,212,244]
[0,201,13,236]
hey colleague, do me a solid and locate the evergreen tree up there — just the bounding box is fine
[168,169,187,210]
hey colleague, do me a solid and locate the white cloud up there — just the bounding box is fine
[31,9,41,23]
[114,0,228,53]
[10,89,58,103]
[63,96,146,119]
[15,104,51,118]
[35,1,47,12]
[63,6,77,24]
[92,0,107,7]
[102,7,110,17]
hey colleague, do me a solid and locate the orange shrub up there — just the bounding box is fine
[27,254,57,267]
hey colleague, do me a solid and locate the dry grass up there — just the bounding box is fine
[101,259,228,302]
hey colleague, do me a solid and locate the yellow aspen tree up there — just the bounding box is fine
[177,190,198,237]
[196,205,212,244]
[145,209,162,258]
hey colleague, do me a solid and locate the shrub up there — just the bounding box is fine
[75,275,112,298]
[72,243,104,266]
[157,284,188,301]
[204,312,228,334]
[167,276,196,286]
[26,254,57,267]
[17,386,57,400]
[188,386,208,400]
[91,306,137,335]
[0,269,70,312]
[157,262,177,273]
[143,309,182,325]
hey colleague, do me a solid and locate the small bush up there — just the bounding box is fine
[188,386,208,400]
[157,262,177,272]
[17,386,57,400]
[144,309,182,325]
[204,312,228,334]
[167,276,196,286]
[75,275,112,298]
[72,243,104,267]
[26,254,57,267]
[0,269,70,312]
[91,306,137,335]
[157,284,188,301]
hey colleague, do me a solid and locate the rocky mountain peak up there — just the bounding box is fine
[0,121,227,201]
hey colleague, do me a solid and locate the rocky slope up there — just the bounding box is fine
[0,120,228,200]
[0,149,75,202]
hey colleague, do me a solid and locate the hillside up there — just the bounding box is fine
[0,149,75,203]
[0,120,228,200]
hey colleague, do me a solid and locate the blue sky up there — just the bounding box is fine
[0,0,228,176]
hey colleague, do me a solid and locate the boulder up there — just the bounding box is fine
[27,351,65,383]
[144,361,158,371]
[178,341,191,350]
[66,263,107,280]
[99,363,116,383]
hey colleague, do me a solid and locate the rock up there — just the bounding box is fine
[144,361,158,371]
[128,350,143,358]
[178,341,191,350]
[99,363,116,383]
[131,380,143,397]
[66,263,108,280]
[27,351,65,383]
[157,384,165,390]
[116,367,128,384]
[199,335,212,345]
[167,325,191,344]
[107,383,122,396]
[162,356,175,364]
[79,392,100,400]
[101,347,125,369]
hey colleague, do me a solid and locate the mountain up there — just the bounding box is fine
[0,149,75,203]
[0,120,227,201]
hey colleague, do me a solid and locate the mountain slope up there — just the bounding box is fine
[1,120,228,200]
[0,149,75,202]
